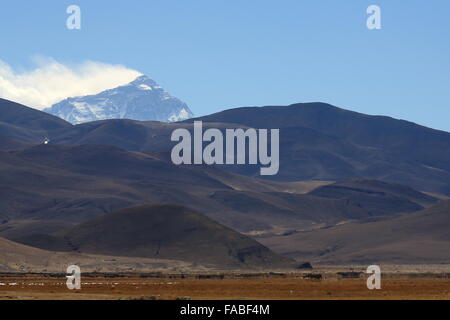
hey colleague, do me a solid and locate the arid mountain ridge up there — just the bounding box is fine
[1,97,449,266]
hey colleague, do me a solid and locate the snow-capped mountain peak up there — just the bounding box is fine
[44,75,193,124]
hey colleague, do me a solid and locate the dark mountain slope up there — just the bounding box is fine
[192,102,450,171]
[0,98,71,142]
[0,220,74,240]
[0,149,136,222]
[14,144,229,188]
[204,190,370,231]
[51,119,174,151]
[33,102,450,194]
[2,126,443,233]
[16,204,293,269]
[309,178,439,216]
[1,143,327,232]
[0,143,235,223]
[0,135,31,151]
[0,236,206,272]
[260,200,450,264]
[189,103,450,193]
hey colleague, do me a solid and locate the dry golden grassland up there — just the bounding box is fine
[0,266,449,300]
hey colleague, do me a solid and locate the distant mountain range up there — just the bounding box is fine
[190,103,450,192]
[30,101,450,196]
[1,97,449,266]
[44,75,194,124]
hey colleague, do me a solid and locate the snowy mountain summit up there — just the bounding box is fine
[44,75,193,124]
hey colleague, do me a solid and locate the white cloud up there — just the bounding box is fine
[0,58,142,110]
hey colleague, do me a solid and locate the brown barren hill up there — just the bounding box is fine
[260,200,450,264]
[34,204,293,269]
[0,236,204,273]
[308,178,439,216]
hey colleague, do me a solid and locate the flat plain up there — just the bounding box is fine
[1,265,449,300]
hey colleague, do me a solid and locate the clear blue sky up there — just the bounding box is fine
[1,0,449,131]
